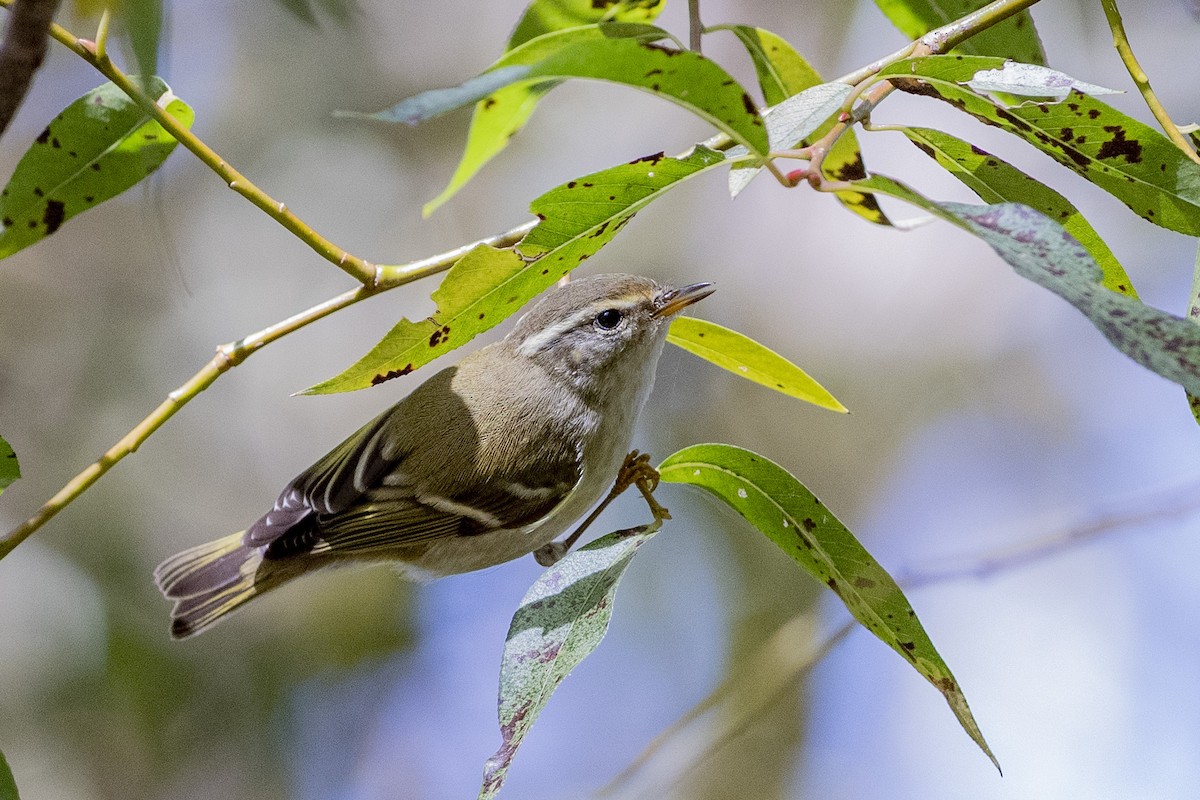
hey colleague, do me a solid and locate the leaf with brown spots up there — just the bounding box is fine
[872,0,1045,64]
[507,0,665,49]
[0,79,193,260]
[1187,244,1200,427]
[723,26,891,225]
[0,435,19,497]
[902,126,1137,298]
[659,443,999,770]
[881,56,1200,236]
[307,147,726,394]
[480,522,660,800]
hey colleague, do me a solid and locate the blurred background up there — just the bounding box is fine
[3,0,1200,798]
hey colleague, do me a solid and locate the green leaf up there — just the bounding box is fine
[658,444,998,770]
[883,55,1200,236]
[0,748,19,800]
[667,316,848,412]
[270,0,356,25]
[478,522,660,800]
[426,5,667,216]
[723,26,890,225]
[902,126,1137,298]
[307,146,730,393]
[871,0,1045,64]
[0,435,17,497]
[336,66,535,125]
[943,201,1200,397]
[508,0,665,49]
[0,78,194,260]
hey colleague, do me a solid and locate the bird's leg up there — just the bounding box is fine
[534,450,670,566]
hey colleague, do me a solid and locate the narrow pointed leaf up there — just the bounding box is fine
[0,79,194,260]
[0,435,17,497]
[872,0,1044,64]
[882,55,1200,236]
[479,522,660,800]
[0,748,18,800]
[964,61,1120,99]
[902,126,1136,297]
[667,316,847,412]
[658,444,997,769]
[508,0,665,48]
[723,27,889,224]
[124,0,164,88]
[943,202,1200,396]
[338,66,536,125]
[307,147,728,393]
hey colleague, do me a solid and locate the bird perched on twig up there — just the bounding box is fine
[155,273,713,638]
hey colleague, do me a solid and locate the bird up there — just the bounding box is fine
[154,273,714,638]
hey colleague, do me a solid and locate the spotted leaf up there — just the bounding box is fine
[304,147,729,394]
[479,522,660,800]
[507,0,665,48]
[882,55,1200,236]
[658,443,998,770]
[0,78,193,260]
[0,435,17,498]
[902,126,1136,298]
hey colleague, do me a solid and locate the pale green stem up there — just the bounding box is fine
[1100,0,1200,166]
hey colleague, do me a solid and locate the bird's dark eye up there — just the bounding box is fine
[595,309,623,330]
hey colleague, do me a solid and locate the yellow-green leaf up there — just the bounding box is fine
[0,435,17,497]
[0,78,193,260]
[872,0,1044,64]
[667,316,847,412]
[659,444,998,770]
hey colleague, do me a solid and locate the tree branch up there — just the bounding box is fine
[0,0,62,140]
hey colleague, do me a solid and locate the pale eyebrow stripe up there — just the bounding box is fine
[515,295,644,357]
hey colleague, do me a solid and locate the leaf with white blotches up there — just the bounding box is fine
[667,316,847,412]
[0,78,193,260]
[964,61,1120,100]
[479,523,659,800]
[882,55,1200,236]
[658,443,998,771]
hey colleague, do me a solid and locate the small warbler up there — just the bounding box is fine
[155,273,713,638]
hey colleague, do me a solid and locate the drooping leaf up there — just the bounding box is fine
[902,126,1136,297]
[0,747,19,800]
[871,0,1045,64]
[0,78,194,260]
[942,202,1200,397]
[478,522,660,800]
[724,26,890,225]
[963,61,1120,99]
[426,1,668,216]
[396,38,767,154]
[270,0,356,25]
[508,0,665,48]
[0,435,17,497]
[306,147,730,393]
[666,316,848,412]
[658,444,998,769]
[882,55,1200,236]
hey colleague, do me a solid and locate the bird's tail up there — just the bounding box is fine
[154,532,271,639]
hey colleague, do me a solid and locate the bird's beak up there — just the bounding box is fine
[654,282,715,318]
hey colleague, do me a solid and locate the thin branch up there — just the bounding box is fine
[1099,0,1200,165]
[602,474,1200,797]
[0,0,379,284]
[687,0,702,53]
[0,0,62,140]
[0,222,533,560]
